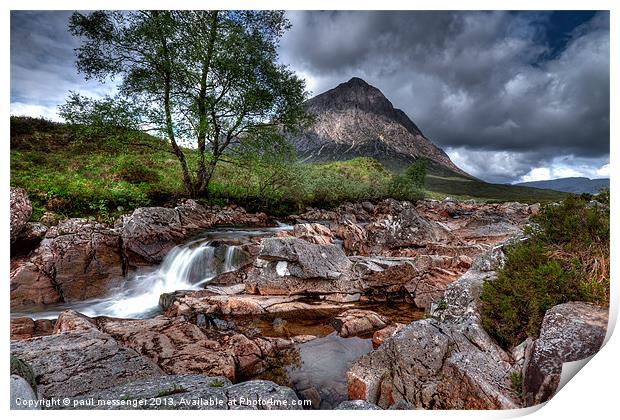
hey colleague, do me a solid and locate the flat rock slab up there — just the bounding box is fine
[10,329,164,399]
[58,375,303,410]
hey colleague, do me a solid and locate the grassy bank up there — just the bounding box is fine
[10,116,569,221]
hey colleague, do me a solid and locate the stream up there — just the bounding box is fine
[12,222,424,409]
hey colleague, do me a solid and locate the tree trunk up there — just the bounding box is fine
[195,11,219,193]
[154,10,194,196]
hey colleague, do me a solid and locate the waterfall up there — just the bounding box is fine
[222,245,242,273]
[82,241,241,319]
[15,224,293,320]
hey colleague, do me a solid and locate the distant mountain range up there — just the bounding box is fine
[288,77,471,177]
[515,177,609,194]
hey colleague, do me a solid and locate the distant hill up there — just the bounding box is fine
[515,177,609,194]
[289,77,471,177]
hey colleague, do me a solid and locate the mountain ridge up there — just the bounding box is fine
[289,77,471,178]
[515,177,609,194]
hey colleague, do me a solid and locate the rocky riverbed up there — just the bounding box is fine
[10,187,608,410]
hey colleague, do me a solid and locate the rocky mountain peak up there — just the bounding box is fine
[289,78,470,177]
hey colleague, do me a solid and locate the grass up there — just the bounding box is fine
[11,116,571,222]
[425,174,568,203]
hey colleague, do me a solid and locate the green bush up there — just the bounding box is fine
[480,193,610,349]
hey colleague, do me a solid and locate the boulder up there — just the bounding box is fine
[346,245,520,409]
[523,302,608,406]
[10,187,32,242]
[39,211,60,227]
[95,315,238,381]
[119,201,270,266]
[333,217,369,255]
[366,205,443,250]
[162,290,351,319]
[259,237,351,280]
[292,223,334,245]
[10,262,62,308]
[119,206,185,265]
[10,325,164,398]
[12,222,48,251]
[331,309,389,338]
[371,323,405,349]
[10,219,125,307]
[11,374,39,410]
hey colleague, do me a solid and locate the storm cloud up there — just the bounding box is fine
[10,10,610,183]
[279,11,609,183]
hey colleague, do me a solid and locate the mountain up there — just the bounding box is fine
[289,77,470,177]
[515,177,609,194]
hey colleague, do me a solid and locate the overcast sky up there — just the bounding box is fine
[10,10,610,184]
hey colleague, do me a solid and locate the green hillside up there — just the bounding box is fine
[10,116,569,221]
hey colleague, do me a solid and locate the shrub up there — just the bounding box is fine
[480,193,609,349]
[10,355,37,394]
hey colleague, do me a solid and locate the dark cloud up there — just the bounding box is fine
[279,11,609,183]
[10,11,114,119]
[10,11,609,183]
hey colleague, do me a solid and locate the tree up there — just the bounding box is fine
[389,159,426,201]
[404,159,426,189]
[63,10,308,196]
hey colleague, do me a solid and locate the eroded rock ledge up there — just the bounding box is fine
[344,243,608,409]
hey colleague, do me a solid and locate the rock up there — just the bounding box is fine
[67,375,232,409]
[10,326,164,398]
[523,302,608,406]
[119,201,270,266]
[372,323,405,349]
[528,203,541,215]
[95,315,238,381]
[54,310,98,334]
[335,400,381,410]
[10,187,32,242]
[346,244,519,409]
[366,204,443,250]
[119,206,188,266]
[12,222,48,251]
[333,217,369,255]
[292,223,334,245]
[162,291,350,319]
[225,380,304,410]
[259,237,351,280]
[65,375,302,410]
[331,309,389,338]
[10,317,55,340]
[11,374,39,410]
[10,218,125,307]
[298,386,322,409]
[10,262,62,308]
[39,211,60,227]
[352,255,466,308]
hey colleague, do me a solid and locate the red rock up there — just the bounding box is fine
[10,317,55,340]
[331,309,389,338]
[372,323,405,349]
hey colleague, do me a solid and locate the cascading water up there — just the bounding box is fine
[82,240,246,319]
[13,224,292,320]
